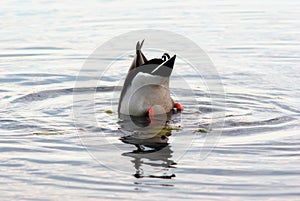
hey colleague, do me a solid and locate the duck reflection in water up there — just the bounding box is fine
[118,114,176,179]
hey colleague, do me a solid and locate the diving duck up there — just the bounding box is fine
[118,40,182,119]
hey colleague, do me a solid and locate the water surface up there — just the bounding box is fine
[1,0,300,200]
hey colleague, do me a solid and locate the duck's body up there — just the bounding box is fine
[118,40,181,117]
[119,72,174,116]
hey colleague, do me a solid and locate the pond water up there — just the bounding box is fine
[1,0,300,200]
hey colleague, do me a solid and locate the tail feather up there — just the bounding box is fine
[136,39,145,51]
[140,39,144,49]
[129,40,148,72]
[136,41,141,51]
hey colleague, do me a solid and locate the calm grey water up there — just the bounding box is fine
[1,1,300,200]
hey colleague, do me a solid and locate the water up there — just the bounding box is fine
[1,0,300,200]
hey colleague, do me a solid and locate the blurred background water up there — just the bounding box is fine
[0,0,300,200]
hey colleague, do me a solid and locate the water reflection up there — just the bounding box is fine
[122,146,176,179]
[118,114,176,179]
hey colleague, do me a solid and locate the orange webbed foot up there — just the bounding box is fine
[174,102,183,112]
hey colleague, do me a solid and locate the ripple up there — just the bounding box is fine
[8,46,68,50]
[0,53,49,57]
[12,86,121,103]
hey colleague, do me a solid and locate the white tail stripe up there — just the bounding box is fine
[151,59,168,74]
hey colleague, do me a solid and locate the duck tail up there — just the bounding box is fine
[136,39,145,51]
